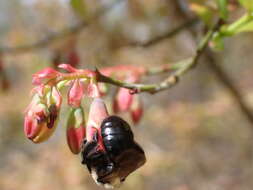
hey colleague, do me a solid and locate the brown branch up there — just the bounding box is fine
[57,25,221,95]
[97,20,222,93]
[206,50,253,124]
[174,0,253,125]
[0,23,87,54]
[0,0,197,55]
[126,17,199,47]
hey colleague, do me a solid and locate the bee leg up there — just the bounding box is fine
[81,141,97,164]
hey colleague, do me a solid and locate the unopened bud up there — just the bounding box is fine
[66,107,86,154]
[130,95,143,124]
[85,82,101,98]
[24,87,62,143]
[86,98,108,142]
[68,79,84,107]
[24,101,58,143]
[113,88,133,113]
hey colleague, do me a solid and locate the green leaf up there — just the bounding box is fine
[190,3,214,26]
[239,0,253,11]
[70,0,88,18]
[234,19,253,33]
[223,14,253,35]
[216,0,228,20]
[210,32,225,51]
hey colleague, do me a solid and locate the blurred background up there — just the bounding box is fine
[0,0,253,190]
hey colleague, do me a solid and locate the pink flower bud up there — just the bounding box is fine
[86,98,108,143]
[32,68,59,85]
[85,82,101,98]
[113,88,133,113]
[24,103,48,139]
[58,64,78,73]
[68,79,84,107]
[130,95,143,124]
[24,101,58,143]
[66,107,86,154]
[24,87,62,143]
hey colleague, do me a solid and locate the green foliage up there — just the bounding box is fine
[221,14,253,35]
[216,0,228,20]
[211,13,253,50]
[70,0,88,18]
[238,0,253,11]
[190,3,214,26]
[210,32,225,51]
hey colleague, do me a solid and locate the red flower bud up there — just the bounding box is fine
[113,88,133,113]
[24,87,62,143]
[130,95,143,124]
[24,101,48,139]
[68,79,84,107]
[32,68,59,85]
[66,107,86,154]
[24,100,58,143]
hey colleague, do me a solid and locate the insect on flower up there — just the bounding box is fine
[82,99,146,188]
[25,65,147,188]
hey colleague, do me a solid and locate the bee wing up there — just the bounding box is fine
[116,142,146,180]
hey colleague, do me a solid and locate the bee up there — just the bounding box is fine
[81,116,146,188]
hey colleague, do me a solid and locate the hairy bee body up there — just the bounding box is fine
[101,116,134,159]
[81,116,146,188]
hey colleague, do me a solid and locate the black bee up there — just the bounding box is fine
[81,116,146,188]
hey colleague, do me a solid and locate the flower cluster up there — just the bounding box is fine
[24,64,147,188]
[101,65,144,124]
[24,64,144,154]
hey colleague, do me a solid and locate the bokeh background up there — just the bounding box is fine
[0,0,253,190]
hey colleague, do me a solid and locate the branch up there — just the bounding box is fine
[0,0,123,54]
[206,50,253,124]
[126,17,199,47]
[174,1,253,125]
[0,0,197,55]
[0,23,87,54]
[54,21,220,94]
[97,20,222,94]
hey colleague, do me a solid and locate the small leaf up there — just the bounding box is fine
[190,3,214,26]
[217,0,228,20]
[70,0,88,18]
[238,0,253,11]
[233,19,253,33]
[210,32,225,51]
[224,14,253,35]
